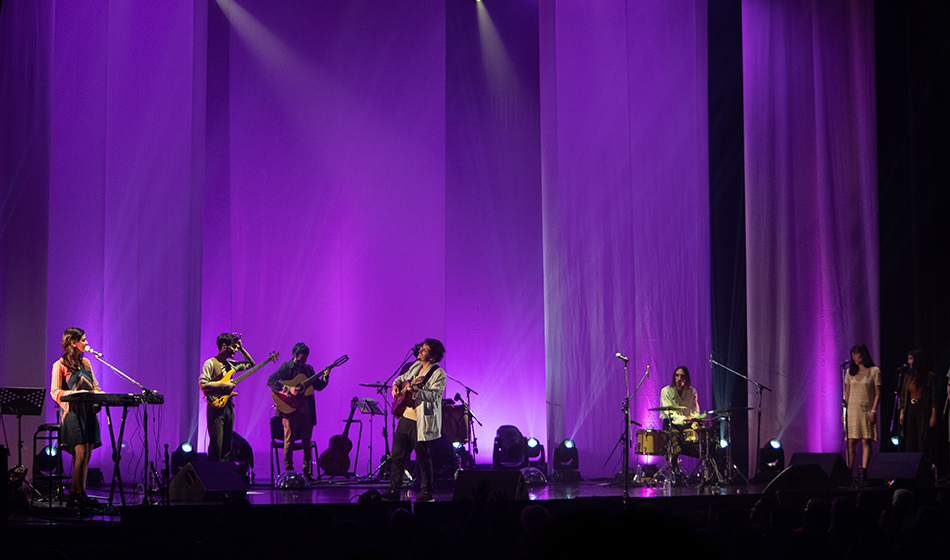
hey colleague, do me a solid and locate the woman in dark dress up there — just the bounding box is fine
[50,327,103,507]
[899,349,937,464]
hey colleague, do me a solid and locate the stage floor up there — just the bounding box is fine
[7,471,949,560]
[13,468,946,521]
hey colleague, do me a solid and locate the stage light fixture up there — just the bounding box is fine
[755,438,784,482]
[33,445,59,473]
[890,435,899,446]
[526,437,541,457]
[719,438,729,449]
[551,438,580,481]
[525,436,547,474]
[492,425,529,470]
[170,441,197,475]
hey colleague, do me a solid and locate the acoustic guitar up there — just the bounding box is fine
[391,365,436,417]
[271,354,349,414]
[204,351,280,408]
[319,397,358,476]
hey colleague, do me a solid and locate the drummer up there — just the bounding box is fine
[660,366,700,428]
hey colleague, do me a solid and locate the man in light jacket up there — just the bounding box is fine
[383,338,446,502]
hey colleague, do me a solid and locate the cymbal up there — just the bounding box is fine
[708,407,752,416]
[358,382,390,389]
[648,405,686,412]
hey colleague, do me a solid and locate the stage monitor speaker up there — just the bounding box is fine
[789,452,851,485]
[868,452,927,481]
[453,470,528,501]
[763,463,835,494]
[170,461,248,502]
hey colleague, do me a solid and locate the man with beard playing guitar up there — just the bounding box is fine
[382,338,446,502]
[267,342,329,483]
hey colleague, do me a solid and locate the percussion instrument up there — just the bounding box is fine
[635,429,669,455]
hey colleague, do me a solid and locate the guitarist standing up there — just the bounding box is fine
[200,333,255,462]
[382,338,446,502]
[266,342,328,482]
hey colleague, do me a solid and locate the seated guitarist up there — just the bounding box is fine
[200,333,255,462]
[267,342,328,482]
[382,338,446,503]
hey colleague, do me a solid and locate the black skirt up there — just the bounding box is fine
[61,402,101,454]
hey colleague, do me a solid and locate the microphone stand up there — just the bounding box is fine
[372,349,416,481]
[890,365,907,451]
[603,358,647,496]
[90,351,162,506]
[710,357,770,481]
[842,362,850,464]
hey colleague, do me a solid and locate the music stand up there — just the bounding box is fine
[0,387,46,468]
[357,398,384,476]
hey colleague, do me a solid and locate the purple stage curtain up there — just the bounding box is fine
[742,0,879,469]
[445,0,547,448]
[540,0,711,477]
[211,0,449,466]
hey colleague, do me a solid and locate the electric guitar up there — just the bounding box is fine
[204,351,280,408]
[271,354,349,414]
[319,397,358,476]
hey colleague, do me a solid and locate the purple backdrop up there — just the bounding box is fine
[743,0,880,467]
[0,0,878,484]
[540,0,711,476]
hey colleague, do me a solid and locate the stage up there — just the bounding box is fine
[6,467,949,560]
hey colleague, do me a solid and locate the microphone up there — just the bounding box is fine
[453,393,462,403]
[897,363,909,371]
[86,345,103,358]
[840,361,849,369]
[615,352,629,363]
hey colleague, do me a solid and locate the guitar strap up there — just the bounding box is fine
[416,364,437,389]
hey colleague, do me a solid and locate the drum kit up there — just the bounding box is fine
[635,405,749,489]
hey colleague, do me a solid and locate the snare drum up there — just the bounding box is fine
[635,429,669,455]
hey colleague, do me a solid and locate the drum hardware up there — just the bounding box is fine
[647,405,686,412]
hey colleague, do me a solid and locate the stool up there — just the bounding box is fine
[32,423,69,506]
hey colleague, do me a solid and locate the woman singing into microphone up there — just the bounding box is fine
[50,327,103,508]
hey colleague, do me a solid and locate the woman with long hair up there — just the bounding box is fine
[50,327,103,508]
[898,349,937,463]
[844,343,881,481]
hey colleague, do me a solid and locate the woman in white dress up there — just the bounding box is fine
[844,343,881,481]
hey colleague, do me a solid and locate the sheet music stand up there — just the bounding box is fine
[357,398,384,478]
[0,387,46,467]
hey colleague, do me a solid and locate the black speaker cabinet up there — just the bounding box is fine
[169,461,248,502]
[789,452,851,485]
[763,463,835,494]
[868,452,927,481]
[453,470,528,501]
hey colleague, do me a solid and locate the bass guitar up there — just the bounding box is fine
[205,351,280,408]
[271,354,349,414]
[320,397,358,476]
